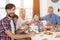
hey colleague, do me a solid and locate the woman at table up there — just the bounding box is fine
[16,8,29,31]
[16,8,31,40]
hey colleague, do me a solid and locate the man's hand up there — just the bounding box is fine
[5,30,35,39]
[46,21,52,26]
[16,29,24,33]
[40,22,43,26]
[55,32,60,38]
[28,32,35,37]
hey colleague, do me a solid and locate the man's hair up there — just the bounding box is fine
[13,14,18,19]
[48,6,53,9]
[5,3,16,10]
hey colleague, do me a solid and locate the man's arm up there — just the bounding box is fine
[55,32,60,38]
[5,30,34,39]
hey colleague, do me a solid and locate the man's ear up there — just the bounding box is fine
[6,9,10,14]
[6,9,8,12]
[5,9,8,13]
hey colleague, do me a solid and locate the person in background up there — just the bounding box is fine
[41,6,60,26]
[31,14,40,24]
[0,3,35,40]
[16,8,31,40]
[30,14,40,33]
[41,6,60,31]
[13,14,18,24]
[16,8,30,30]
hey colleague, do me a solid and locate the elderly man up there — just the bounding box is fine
[41,6,60,32]
[41,6,60,25]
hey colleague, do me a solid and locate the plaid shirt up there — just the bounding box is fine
[0,16,16,40]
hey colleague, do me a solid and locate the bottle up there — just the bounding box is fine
[38,23,40,32]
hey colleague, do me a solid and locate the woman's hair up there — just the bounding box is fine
[19,8,26,15]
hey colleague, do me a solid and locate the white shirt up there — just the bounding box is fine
[30,24,39,33]
[10,20,15,34]
[16,17,28,30]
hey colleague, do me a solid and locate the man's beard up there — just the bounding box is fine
[7,13,15,18]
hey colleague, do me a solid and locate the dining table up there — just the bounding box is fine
[31,32,60,40]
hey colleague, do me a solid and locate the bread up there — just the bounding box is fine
[44,31,53,35]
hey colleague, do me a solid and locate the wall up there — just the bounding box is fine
[47,0,60,16]
[40,0,48,17]
[40,0,60,17]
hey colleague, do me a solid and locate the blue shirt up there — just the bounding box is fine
[41,14,60,25]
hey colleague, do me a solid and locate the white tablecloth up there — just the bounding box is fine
[31,32,60,40]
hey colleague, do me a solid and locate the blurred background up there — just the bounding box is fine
[0,0,60,20]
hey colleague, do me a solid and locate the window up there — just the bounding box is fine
[24,0,33,8]
[0,0,33,20]
[0,0,7,19]
[24,0,33,20]
[0,0,6,7]
[10,0,33,20]
[10,0,21,8]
